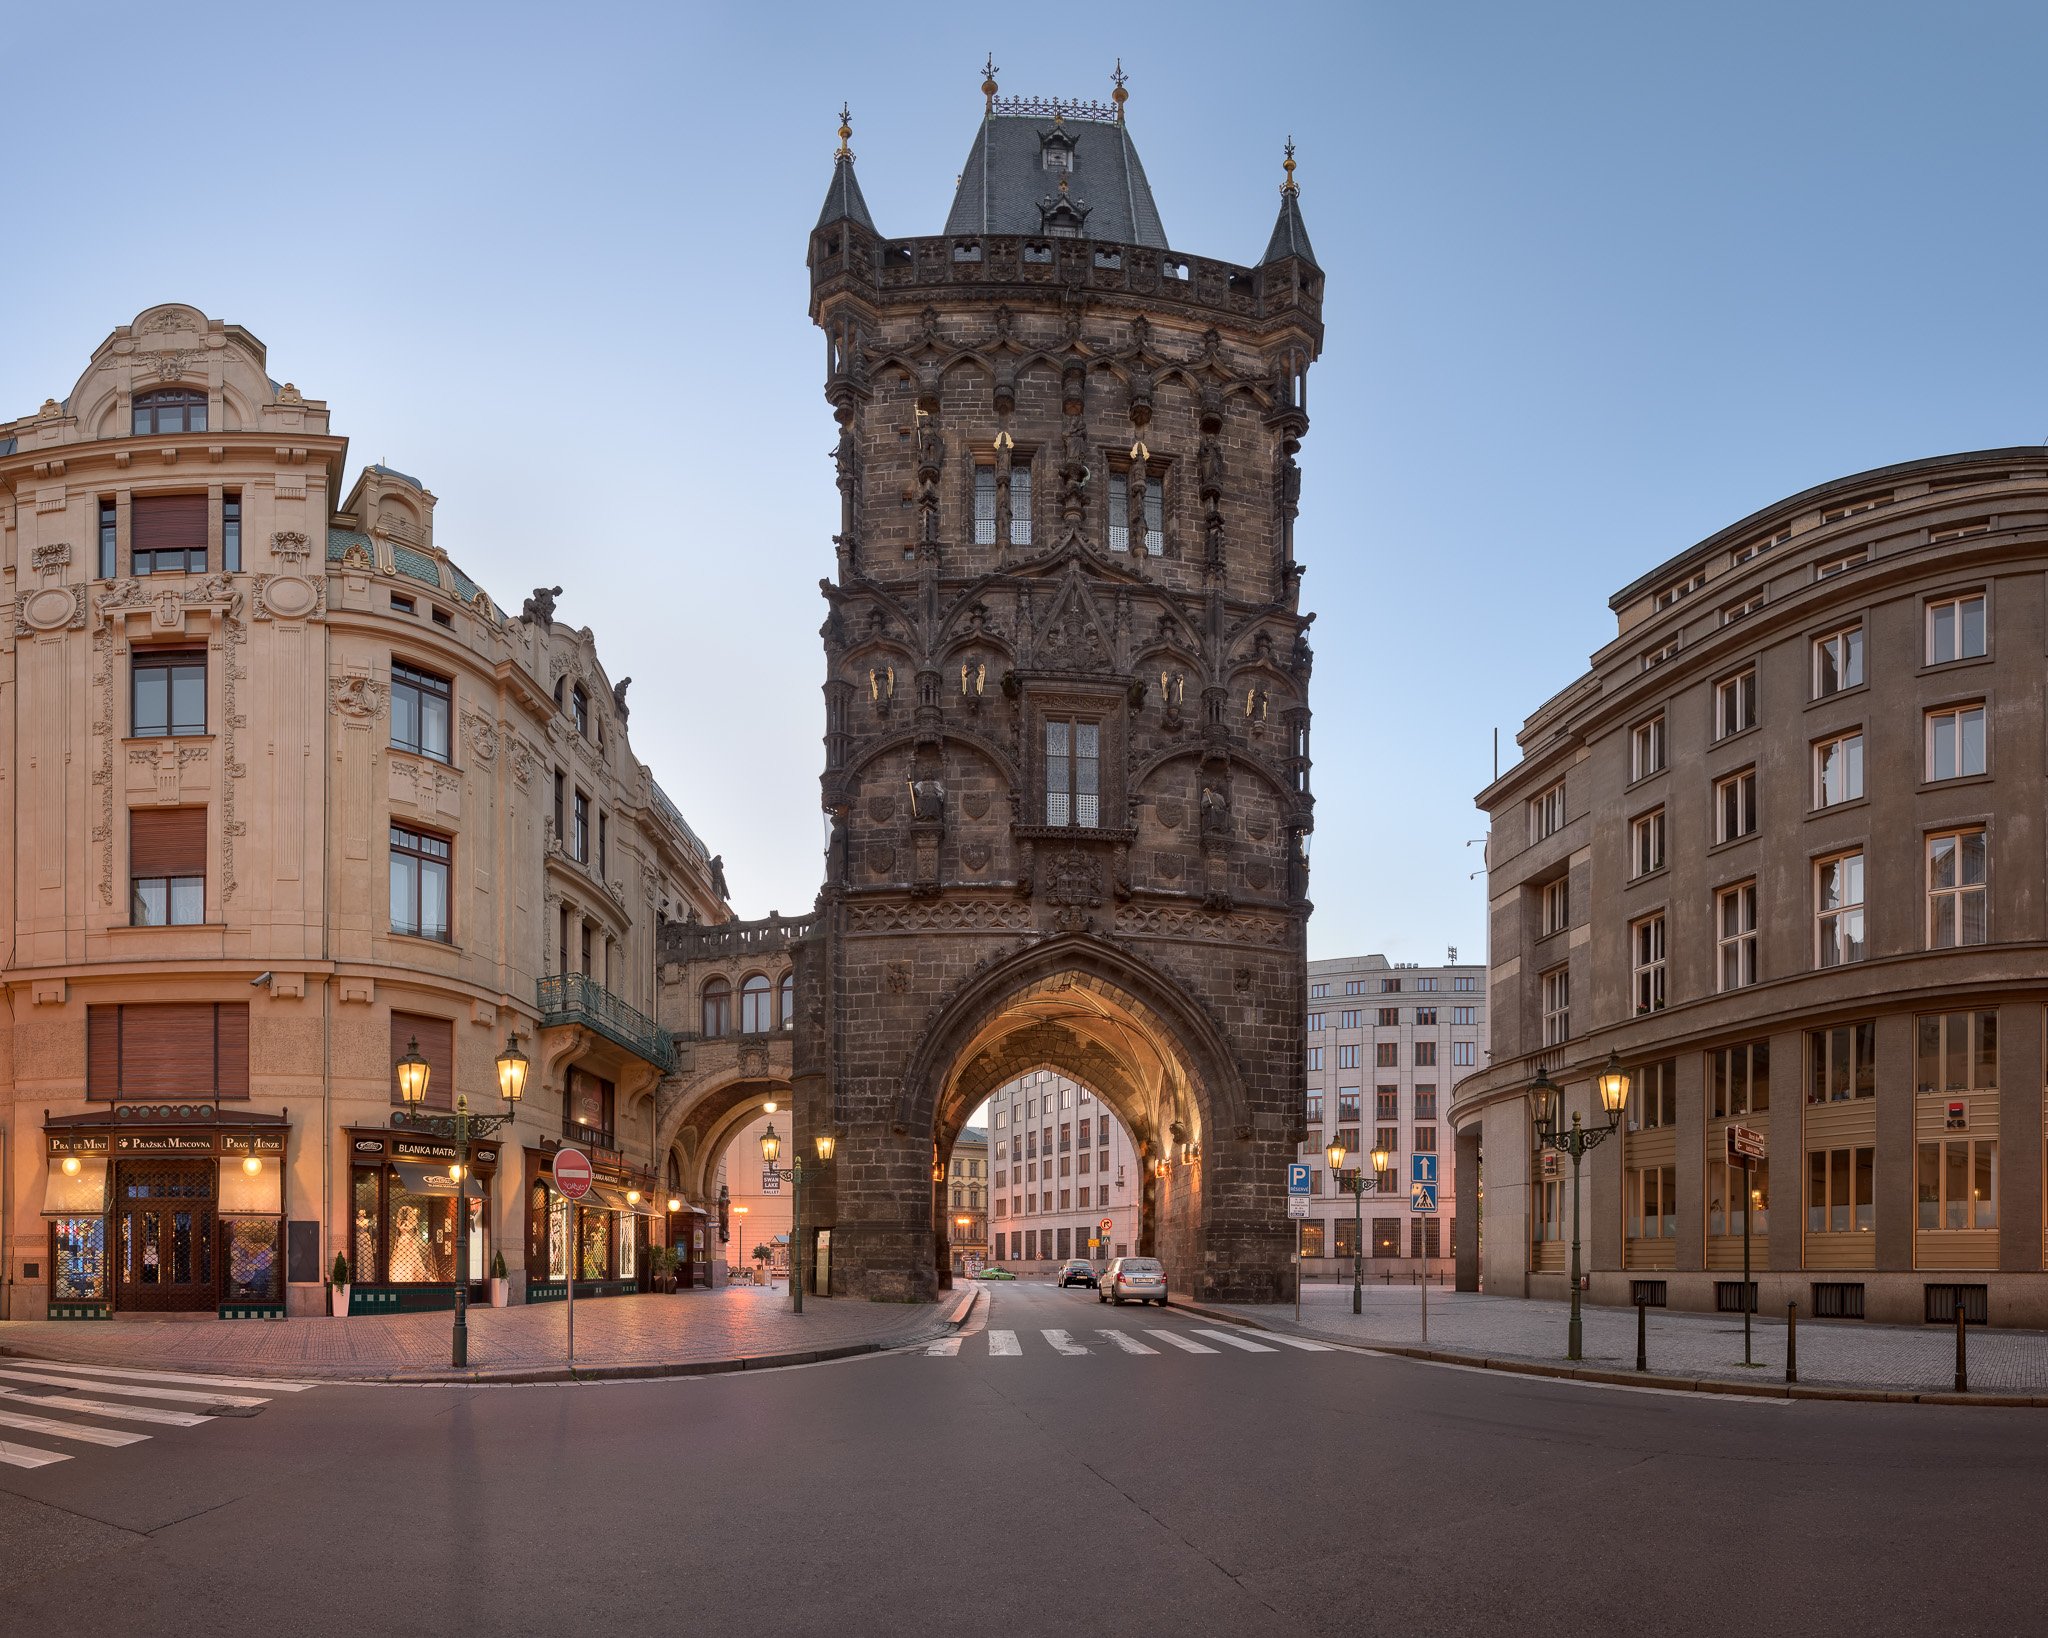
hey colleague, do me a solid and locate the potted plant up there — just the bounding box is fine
[752,1242,773,1286]
[655,1245,680,1293]
[489,1250,510,1307]
[330,1252,351,1318]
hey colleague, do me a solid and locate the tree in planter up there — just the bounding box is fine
[491,1250,508,1281]
[751,1243,773,1266]
[331,1252,351,1288]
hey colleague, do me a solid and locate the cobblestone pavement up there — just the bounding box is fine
[1210,1283,2048,1396]
[0,1283,960,1381]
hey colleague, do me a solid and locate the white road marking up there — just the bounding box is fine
[0,1407,148,1447]
[1042,1330,1089,1356]
[11,1361,318,1393]
[987,1330,1021,1356]
[1097,1330,1159,1355]
[0,1369,266,1408]
[1192,1328,1277,1353]
[0,1386,212,1427]
[1257,1333,1333,1351]
[0,1439,69,1469]
[925,1337,963,1356]
[1146,1330,1218,1354]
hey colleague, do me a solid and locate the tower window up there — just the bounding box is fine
[1010,463,1033,546]
[973,465,997,546]
[1106,471,1162,554]
[1045,719,1100,828]
[131,388,207,436]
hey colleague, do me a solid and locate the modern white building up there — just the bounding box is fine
[1297,953,1488,1280]
[984,1069,1142,1273]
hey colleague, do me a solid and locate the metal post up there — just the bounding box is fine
[1954,1300,1967,1394]
[566,1193,575,1363]
[1567,1114,1584,1362]
[452,1097,469,1369]
[1352,1174,1364,1315]
[1421,1233,1428,1345]
[791,1155,804,1315]
[1741,1153,1753,1367]
[1785,1300,1798,1384]
[1636,1299,1647,1373]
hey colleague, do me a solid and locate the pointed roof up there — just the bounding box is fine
[1261,189,1317,268]
[817,152,875,233]
[944,102,1168,247]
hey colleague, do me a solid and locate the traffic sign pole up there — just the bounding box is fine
[1742,1152,1752,1366]
[554,1147,594,1364]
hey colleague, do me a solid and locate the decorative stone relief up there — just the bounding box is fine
[866,842,895,876]
[845,899,1029,933]
[17,585,85,634]
[462,713,500,763]
[30,542,70,575]
[252,574,323,622]
[329,674,389,720]
[270,530,311,563]
[511,742,539,786]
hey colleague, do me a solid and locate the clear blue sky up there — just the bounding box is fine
[7,3,2044,962]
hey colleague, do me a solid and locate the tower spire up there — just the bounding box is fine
[837,102,853,160]
[982,54,999,116]
[1260,136,1318,268]
[1112,59,1128,121]
[815,100,876,233]
[1281,136,1297,196]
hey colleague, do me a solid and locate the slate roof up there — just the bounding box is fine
[370,462,424,488]
[1262,190,1318,269]
[943,113,1168,247]
[327,527,370,562]
[816,153,876,232]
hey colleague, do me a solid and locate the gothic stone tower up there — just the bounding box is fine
[795,78,1323,1303]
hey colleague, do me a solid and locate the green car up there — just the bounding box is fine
[977,1267,1016,1280]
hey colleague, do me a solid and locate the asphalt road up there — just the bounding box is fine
[1,1282,2043,1637]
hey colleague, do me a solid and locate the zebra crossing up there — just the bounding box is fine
[927,1325,1333,1359]
[0,1359,317,1471]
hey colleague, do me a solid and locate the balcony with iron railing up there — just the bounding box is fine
[537,972,676,1075]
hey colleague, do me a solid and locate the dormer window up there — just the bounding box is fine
[1043,146,1072,173]
[132,389,207,436]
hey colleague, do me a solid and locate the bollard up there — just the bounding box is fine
[1785,1300,1798,1385]
[1955,1301,1968,1394]
[1635,1299,1647,1373]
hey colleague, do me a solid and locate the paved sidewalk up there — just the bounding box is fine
[1206,1284,2048,1400]
[0,1283,962,1383]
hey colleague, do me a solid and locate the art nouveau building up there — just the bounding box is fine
[1,306,726,1319]
[1453,448,2048,1327]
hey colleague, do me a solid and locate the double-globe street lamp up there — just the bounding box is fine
[393,1031,530,1367]
[760,1122,835,1314]
[1531,1052,1631,1362]
[1325,1135,1392,1315]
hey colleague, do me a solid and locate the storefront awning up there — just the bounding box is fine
[392,1161,463,1199]
[42,1157,106,1216]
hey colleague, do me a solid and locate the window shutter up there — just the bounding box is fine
[87,1006,121,1096]
[119,1003,220,1096]
[129,807,207,877]
[131,494,207,552]
[390,1011,454,1109]
[215,1004,249,1099]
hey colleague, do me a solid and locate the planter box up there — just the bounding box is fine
[490,1278,510,1308]
[331,1286,350,1318]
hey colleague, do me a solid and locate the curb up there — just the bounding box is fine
[1165,1301,2048,1409]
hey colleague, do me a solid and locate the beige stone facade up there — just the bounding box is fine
[0,305,726,1319]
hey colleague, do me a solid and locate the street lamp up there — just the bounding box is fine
[760,1123,835,1314]
[390,1031,526,1368]
[1326,1136,1388,1316]
[1532,1053,1629,1361]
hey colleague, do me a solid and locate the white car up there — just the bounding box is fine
[1097,1256,1167,1306]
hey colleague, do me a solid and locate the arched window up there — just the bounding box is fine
[132,388,207,436]
[572,684,589,737]
[740,974,772,1034]
[779,971,795,1030]
[702,978,732,1038]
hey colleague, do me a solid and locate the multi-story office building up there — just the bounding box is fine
[1454,446,2048,1327]
[1297,954,1485,1277]
[985,1070,1141,1272]
[946,1127,988,1274]
[3,305,727,1319]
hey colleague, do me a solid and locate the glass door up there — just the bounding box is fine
[113,1160,217,1311]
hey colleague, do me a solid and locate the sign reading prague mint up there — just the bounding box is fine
[116,1134,213,1152]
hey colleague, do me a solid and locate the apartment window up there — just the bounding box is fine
[1044,719,1100,828]
[1721,593,1764,625]
[1641,637,1679,672]
[1929,518,1992,544]
[1710,1040,1770,1118]
[1305,1045,1324,1071]
[1305,1091,1324,1125]
[1629,1060,1677,1129]
[99,498,118,578]
[1807,1020,1876,1104]
[1812,732,1863,808]
[87,1001,249,1100]
[1415,1126,1437,1153]
[1530,780,1566,842]
[1813,625,1864,697]
[1540,966,1570,1046]
[1915,1010,1997,1095]
[431,606,453,629]
[1309,983,1329,998]
[1807,1147,1875,1234]
[1630,714,1666,781]
[1927,829,1987,948]
[1707,1157,1770,1238]
[1714,768,1757,844]
[738,974,773,1034]
[1627,1166,1677,1238]
[390,662,452,762]
[1814,549,1868,580]
[1338,1088,1362,1122]
[132,388,207,436]
[1345,980,1368,995]
[1418,978,1438,992]
[1340,1010,1362,1030]
[1306,1012,1324,1032]
[1415,1007,1436,1026]
[1731,527,1790,566]
[1655,570,1706,610]
[132,650,206,737]
[1815,851,1865,967]
[572,791,590,863]
[130,807,206,926]
[1374,1088,1397,1121]
[1630,808,1666,878]
[598,814,609,876]
[1926,593,1986,665]
[1452,1041,1476,1066]
[552,771,565,841]
[1374,1131,1399,1182]
[1926,704,1985,782]
[1381,978,1403,993]
[1534,1174,1563,1243]
[1377,1006,1400,1027]
[391,593,416,616]
[1336,1044,1359,1070]
[1632,914,1666,1015]
[1453,1006,1476,1025]
[1715,669,1757,739]
[1916,1139,1997,1230]
[1414,1041,1437,1067]
[389,824,451,941]
[1454,976,1477,992]
[1375,1043,1398,1068]
[1541,877,1569,935]
[222,491,241,573]
[1414,1088,1438,1121]
[1717,880,1759,990]
[131,494,207,574]
[973,465,998,546]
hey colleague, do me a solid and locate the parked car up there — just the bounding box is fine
[1098,1256,1167,1306]
[977,1266,1017,1281]
[1058,1259,1098,1289]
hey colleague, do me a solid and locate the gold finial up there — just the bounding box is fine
[1281,136,1298,196]
[1112,59,1128,120]
[982,53,999,111]
[837,103,852,159]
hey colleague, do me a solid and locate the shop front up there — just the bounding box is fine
[523,1144,655,1301]
[346,1129,498,1314]
[43,1106,289,1319]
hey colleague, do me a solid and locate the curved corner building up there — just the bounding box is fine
[1451,447,2048,1328]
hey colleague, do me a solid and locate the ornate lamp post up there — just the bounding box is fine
[761,1123,834,1314]
[392,1031,528,1368]
[1532,1053,1630,1362]
[1327,1136,1392,1315]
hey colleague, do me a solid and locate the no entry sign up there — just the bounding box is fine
[554,1146,594,1200]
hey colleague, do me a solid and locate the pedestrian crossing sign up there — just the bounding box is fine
[1410,1181,1438,1213]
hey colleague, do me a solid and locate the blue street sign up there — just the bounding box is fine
[1410,1181,1438,1213]
[1411,1153,1439,1186]
[1286,1162,1311,1196]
